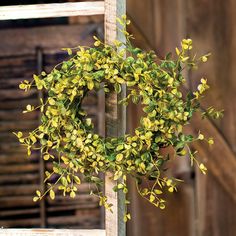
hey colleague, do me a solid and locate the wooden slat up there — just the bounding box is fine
[47,210,100,225]
[0,25,94,57]
[0,173,39,184]
[47,203,98,213]
[0,219,41,228]
[0,2,105,20]
[0,185,40,197]
[0,153,38,164]
[0,229,105,236]
[104,0,126,236]
[0,163,39,174]
[0,208,40,217]
[46,195,99,206]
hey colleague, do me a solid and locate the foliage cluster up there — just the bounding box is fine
[15,16,222,221]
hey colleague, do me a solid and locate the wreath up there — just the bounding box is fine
[15,16,223,221]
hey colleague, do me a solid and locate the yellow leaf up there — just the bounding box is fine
[116,153,123,162]
[17,132,23,138]
[49,189,55,200]
[168,187,174,193]
[87,81,94,90]
[208,138,214,145]
[149,194,155,203]
[26,104,32,111]
[47,140,53,147]
[117,184,123,189]
[154,189,163,195]
[43,154,50,161]
[27,147,31,156]
[160,203,165,209]
[166,179,172,186]
[74,176,81,185]
[198,133,204,140]
[94,41,101,47]
[36,190,41,197]
[33,197,39,202]
[30,135,37,144]
[70,191,76,198]
[48,98,56,105]
[175,47,180,55]
[199,163,207,175]
[201,56,208,62]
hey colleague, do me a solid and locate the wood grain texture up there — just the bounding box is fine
[104,0,126,236]
[0,229,105,236]
[186,1,236,235]
[0,51,102,228]
[127,1,195,236]
[0,25,94,57]
[0,2,105,20]
[196,172,236,236]
[188,113,236,202]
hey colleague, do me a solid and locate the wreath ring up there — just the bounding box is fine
[15,17,222,220]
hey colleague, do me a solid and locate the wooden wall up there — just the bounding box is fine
[127,0,236,235]
[0,24,104,229]
[0,1,235,234]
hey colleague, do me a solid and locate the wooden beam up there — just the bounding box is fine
[0,229,105,236]
[104,0,126,236]
[0,2,105,20]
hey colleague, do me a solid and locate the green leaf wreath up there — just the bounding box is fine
[15,16,223,221]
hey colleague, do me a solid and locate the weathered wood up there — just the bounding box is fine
[47,203,99,213]
[47,211,100,225]
[0,229,105,236]
[36,46,46,228]
[196,171,236,236]
[104,0,126,236]
[0,89,37,100]
[0,163,39,174]
[0,2,105,20]
[0,219,41,228]
[188,114,236,202]
[0,110,38,121]
[0,99,39,110]
[0,194,98,209]
[0,208,40,217]
[46,195,99,206]
[0,185,40,197]
[0,153,38,164]
[0,25,94,57]
[0,121,38,132]
[0,174,39,185]
[126,2,196,236]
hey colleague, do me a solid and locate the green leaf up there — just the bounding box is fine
[114,83,121,93]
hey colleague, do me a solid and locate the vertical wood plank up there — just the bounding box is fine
[186,1,236,235]
[127,1,196,236]
[36,47,46,227]
[104,0,126,236]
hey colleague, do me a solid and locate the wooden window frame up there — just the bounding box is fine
[0,1,126,236]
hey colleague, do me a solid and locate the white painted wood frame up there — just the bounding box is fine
[0,2,104,20]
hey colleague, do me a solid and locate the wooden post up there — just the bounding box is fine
[104,1,126,236]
